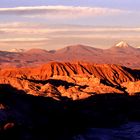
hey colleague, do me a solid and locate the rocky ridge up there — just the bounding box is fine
[0,62,140,100]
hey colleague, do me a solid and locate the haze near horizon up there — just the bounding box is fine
[0,0,140,51]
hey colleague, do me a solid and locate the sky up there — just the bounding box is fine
[0,0,140,50]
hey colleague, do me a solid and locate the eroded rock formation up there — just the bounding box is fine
[0,62,140,99]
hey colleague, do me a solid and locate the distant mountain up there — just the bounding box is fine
[25,48,49,54]
[56,44,102,54]
[53,44,103,62]
[0,42,140,68]
[103,41,140,68]
[108,41,136,53]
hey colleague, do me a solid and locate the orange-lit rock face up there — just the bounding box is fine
[121,81,140,95]
[0,62,138,83]
[0,61,140,99]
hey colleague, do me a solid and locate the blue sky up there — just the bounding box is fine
[0,0,140,50]
[0,0,140,10]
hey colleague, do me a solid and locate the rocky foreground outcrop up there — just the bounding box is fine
[1,84,140,140]
[0,62,140,99]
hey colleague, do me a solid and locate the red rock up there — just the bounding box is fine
[3,122,15,130]
[0,62,139,99]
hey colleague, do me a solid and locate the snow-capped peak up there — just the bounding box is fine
[9,48,25,52]
[115,41,130,48]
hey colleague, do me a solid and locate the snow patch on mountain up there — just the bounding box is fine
[9,48,25,52]
[115,41,130,48]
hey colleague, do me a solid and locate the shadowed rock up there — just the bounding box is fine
[0,84,140,139]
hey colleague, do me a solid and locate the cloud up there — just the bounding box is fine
[0,6,128,18]
[0,22,139,50]
[1,24,140,34]
[0,22,39,28]
[0,38,49,42]
[49,34,140,39]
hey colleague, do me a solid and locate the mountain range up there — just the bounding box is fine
[1,41,140,68]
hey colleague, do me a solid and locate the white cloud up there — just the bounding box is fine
[0,22,40,28]
[50,34,140,39]
[1,25,140,34]
[0,38,49,42]
[0,6,128,18]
